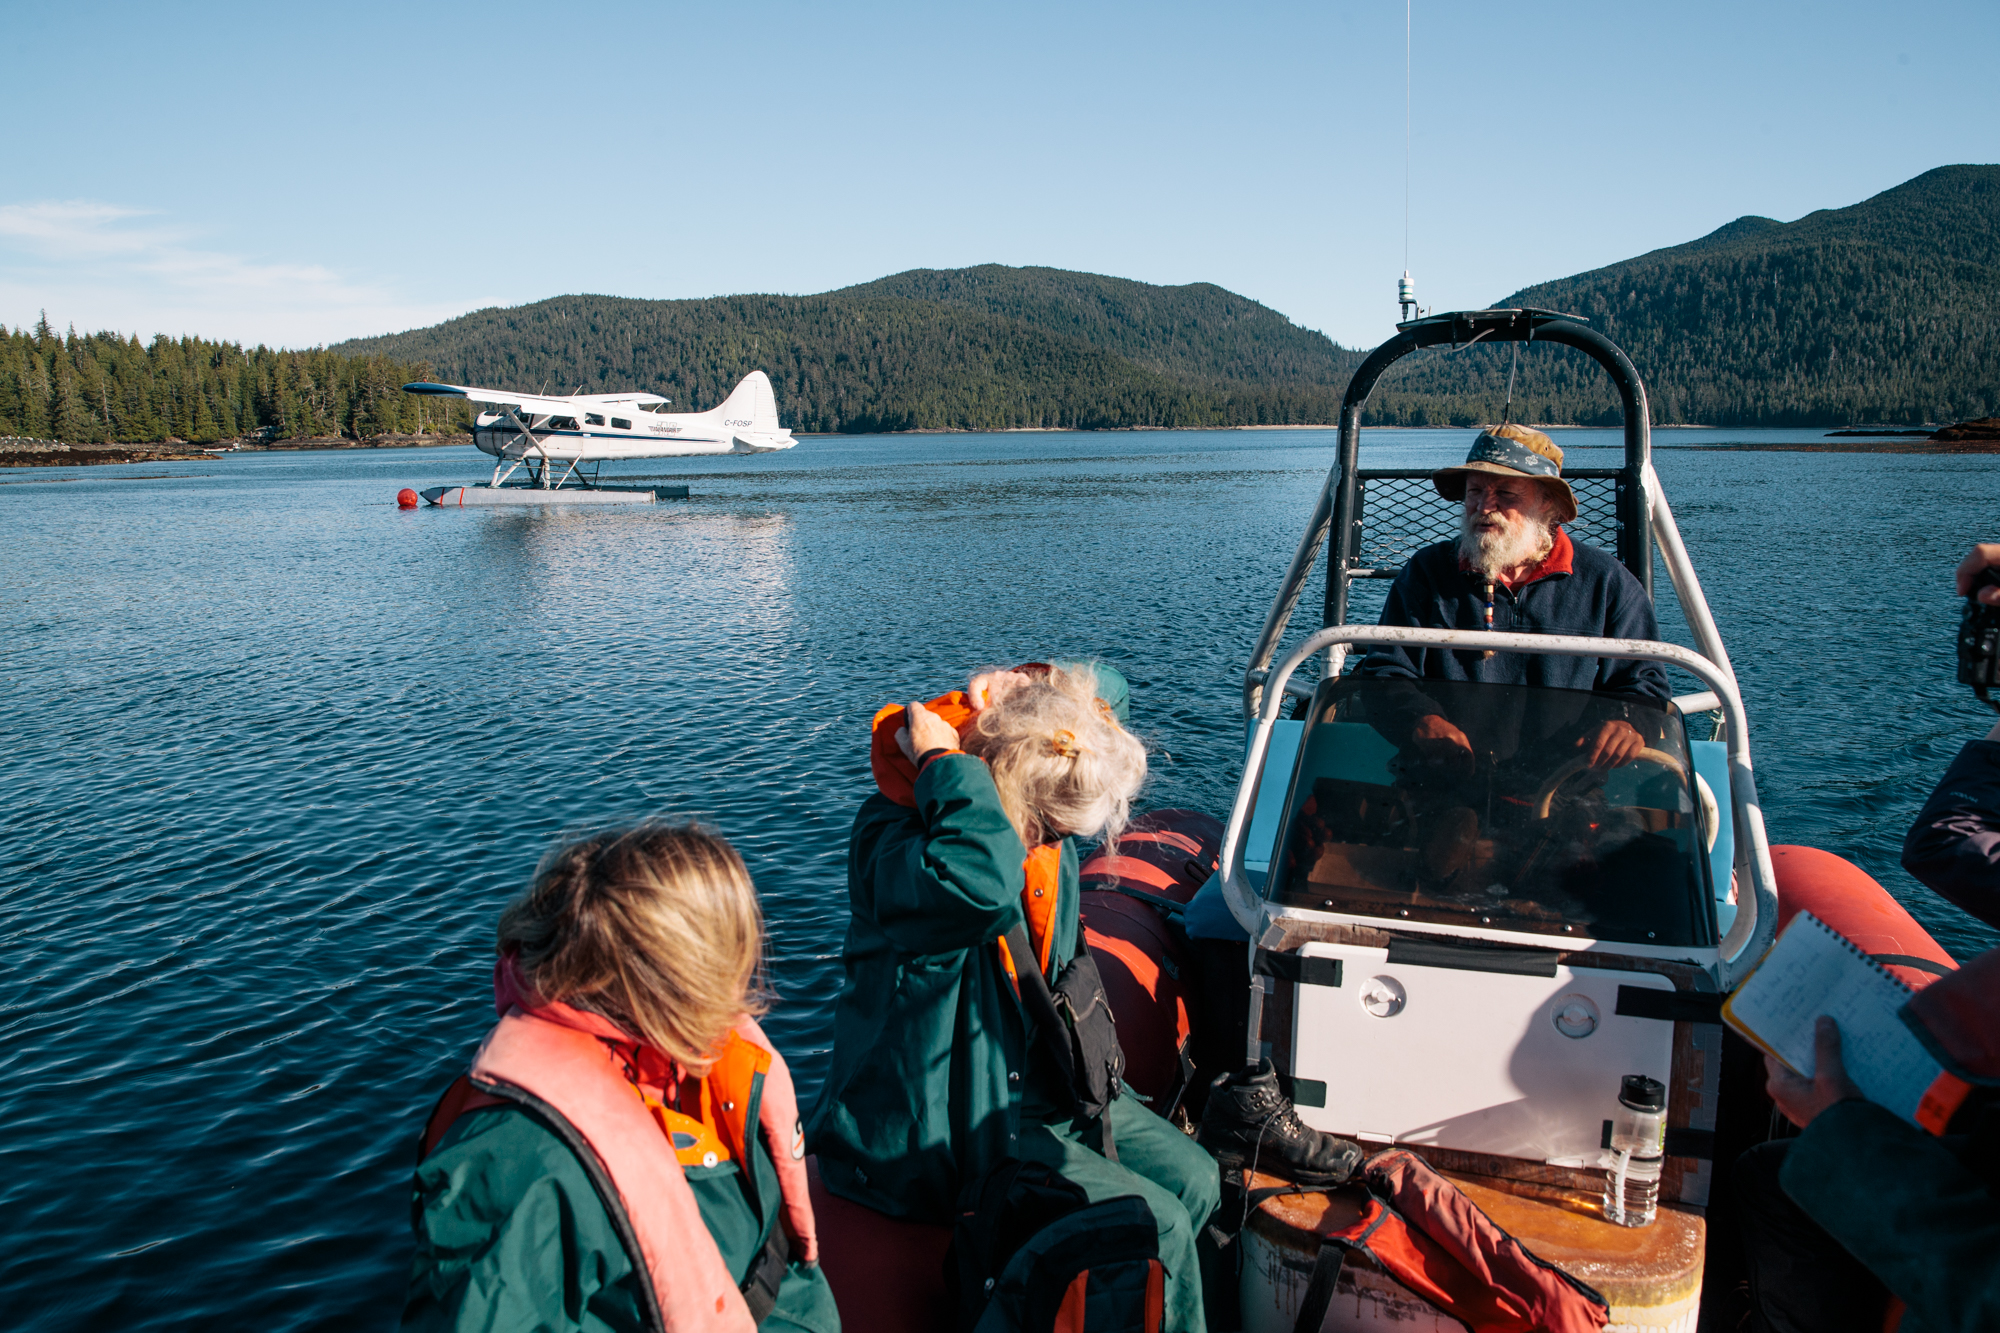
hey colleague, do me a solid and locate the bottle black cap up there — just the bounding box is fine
[1620,1074,1666,1112]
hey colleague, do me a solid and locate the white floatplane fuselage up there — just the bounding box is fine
[468,375,795,461]
[403,370,796,496]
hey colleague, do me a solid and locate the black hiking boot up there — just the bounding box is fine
[1197,1059,1364,1186]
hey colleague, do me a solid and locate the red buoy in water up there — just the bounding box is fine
[396,488,419,509]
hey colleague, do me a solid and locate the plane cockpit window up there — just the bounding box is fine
[611,417,632,430]
[547,416,579,431]
[584,413,605,426]
[1267,677,1714,947]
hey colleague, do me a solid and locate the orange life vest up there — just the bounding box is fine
[422,1021,766,1173]
[420,963,817,1333]
[1287,1149,1610,1333]
[870,692,1062,980]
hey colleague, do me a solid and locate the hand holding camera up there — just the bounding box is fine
[1954,544,2000,604]
[1956,544,2000,714]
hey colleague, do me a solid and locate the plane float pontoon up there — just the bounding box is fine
[801,309,1961,1332]
[399,370,794,506]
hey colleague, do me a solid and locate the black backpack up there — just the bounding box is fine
[1004,924,1126,1154]
[947,1158,1165,1333]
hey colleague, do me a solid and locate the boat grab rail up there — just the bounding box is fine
[1245,677,1721,717]
[1219,624,1778,991]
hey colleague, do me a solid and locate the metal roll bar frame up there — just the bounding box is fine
[1231,308,1772,991]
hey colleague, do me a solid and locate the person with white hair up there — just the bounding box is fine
[1183,429,1681,1193]
[1357,423,1670,761]
[808,662,1221,1333]
[1332,422,1678,901]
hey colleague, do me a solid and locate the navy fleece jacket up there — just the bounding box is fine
[1357,534,1671,701]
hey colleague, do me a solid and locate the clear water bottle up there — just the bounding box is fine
[1602,1074,1666,1228]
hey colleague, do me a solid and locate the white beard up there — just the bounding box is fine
[1459,505,1555,578]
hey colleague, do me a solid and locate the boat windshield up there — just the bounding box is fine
[1265,676,1715,947]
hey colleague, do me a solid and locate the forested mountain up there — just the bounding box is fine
[829,266,1362,386]
[11,165,1994,442]
[344,165,2000,433]
[1374,164,2000,426]
[332,275,1358,433]
[0,315,466,444]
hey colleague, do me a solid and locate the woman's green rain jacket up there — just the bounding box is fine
[403,1104,838,1332]
[807,751,1079,1222]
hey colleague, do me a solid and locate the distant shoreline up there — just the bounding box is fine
[10,424,1995,468]
[1679,439,2000,455]
[0,432,472,468]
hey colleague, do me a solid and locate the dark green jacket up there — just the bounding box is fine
[403,1104,838,1332]
[807,752,1080,1222]
[1782,1099,2000,1333]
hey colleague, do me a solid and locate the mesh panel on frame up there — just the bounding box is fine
[1353,471,1622,574]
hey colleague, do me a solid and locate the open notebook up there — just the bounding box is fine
[1723,911,1947,1131]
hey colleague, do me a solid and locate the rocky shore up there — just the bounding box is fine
[0,432,472,468]
[1697,439,2000,454]
[1700,417,2000,455]
[1930,417,2000,445]
[0,437,209,467]
[238,432,472,453]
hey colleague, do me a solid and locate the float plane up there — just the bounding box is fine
[402,370,795,505]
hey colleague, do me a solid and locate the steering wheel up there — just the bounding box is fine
[1531,748,1688,820]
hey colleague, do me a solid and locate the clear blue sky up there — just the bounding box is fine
[3,0,1995,351]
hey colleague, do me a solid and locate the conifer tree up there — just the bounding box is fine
[53,368,93,442]
[20,353,50,437]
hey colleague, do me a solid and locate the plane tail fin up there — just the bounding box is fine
[714,371,782,433]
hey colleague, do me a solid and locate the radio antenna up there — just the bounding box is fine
[1397,0,1420,322]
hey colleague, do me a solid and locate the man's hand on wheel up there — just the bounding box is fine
[1580,719,1645,770]
[1412,714,1475,773]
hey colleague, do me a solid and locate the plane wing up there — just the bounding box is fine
[403,382,584,417]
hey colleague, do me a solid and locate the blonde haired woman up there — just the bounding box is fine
[809,663,1220,1333]
[404,824,837,1333]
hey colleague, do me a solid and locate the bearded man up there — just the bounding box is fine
[1356,424,1669,773]
[1179,427,1675,1177]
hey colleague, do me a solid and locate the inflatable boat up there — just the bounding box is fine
[807,309,1960,1332]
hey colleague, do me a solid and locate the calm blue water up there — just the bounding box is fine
[3,427,1996,1329]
